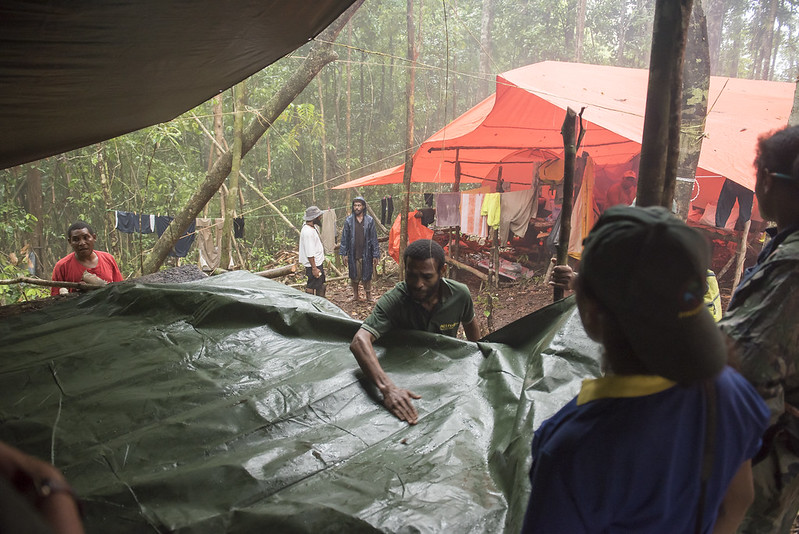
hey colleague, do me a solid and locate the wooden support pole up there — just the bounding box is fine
[253,264,297,278]
[0,277,102,291]
[445,256,488,281]
[732,219,751,289]
[490,227,500,288]
[289,275,349,288]
[555,108,578,302]
[452,156,462,262]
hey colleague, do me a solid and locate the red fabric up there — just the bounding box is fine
[334,61,793,210]
[388,212,434,263]
[51,250,123,295]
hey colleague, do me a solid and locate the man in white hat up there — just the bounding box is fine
[298,206,326,298]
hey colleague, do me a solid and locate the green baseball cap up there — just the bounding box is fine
[579,205,726,384]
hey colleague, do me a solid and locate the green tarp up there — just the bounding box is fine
[0,272,601,533]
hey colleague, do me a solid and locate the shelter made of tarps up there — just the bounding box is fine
[0,0,357,170]
[0,272,600,533]
[335,61,794,218]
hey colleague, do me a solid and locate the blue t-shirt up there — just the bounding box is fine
[522,367,769,533]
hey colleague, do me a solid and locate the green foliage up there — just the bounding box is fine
[0,262,49,305]
[0,0,795,281]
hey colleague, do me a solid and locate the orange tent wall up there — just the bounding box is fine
[335,61,794,211]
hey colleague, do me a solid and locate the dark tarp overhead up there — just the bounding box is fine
[0,0,357,170]
[0,272,600,533]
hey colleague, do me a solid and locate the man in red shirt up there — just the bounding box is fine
[51,221,123,295]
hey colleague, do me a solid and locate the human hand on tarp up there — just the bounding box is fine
[382,385,422,425]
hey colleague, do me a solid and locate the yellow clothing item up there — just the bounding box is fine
[481,192,501,229]
[577,374,675,406]
[704,269,722,321]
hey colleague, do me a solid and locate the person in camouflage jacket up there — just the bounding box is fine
[720,125,799,534]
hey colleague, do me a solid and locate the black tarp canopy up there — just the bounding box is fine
[0,272,601,532]
[0,0,357,170]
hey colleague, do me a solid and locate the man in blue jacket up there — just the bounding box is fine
[339,196,380,303]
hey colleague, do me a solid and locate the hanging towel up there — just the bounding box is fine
[319,209,337,254]
[196,218,223,270]
[499,189,537,244]
[460,193,488,238]
[435,192,460,227]
[481,192,501,229]
[154,216,196,258]
[568,156,596,260]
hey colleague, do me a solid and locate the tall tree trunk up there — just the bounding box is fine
[480,0,495,96]
[24,165,44,277]
[761,0,779,80]
[210,95,224,173]
[675,3,710,221]
[638,0,693,208]
[704,0,724,75]
[345,24,353,208]
[399,0,419,278]
[140,0,364,275]
[221,81,245,269]
[575,0,587,62]
[790,75,799,126]
[317,78,332,210]
[616,7,629,64]
[97,145,119,260]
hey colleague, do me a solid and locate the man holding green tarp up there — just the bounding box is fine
[349,239,480,425]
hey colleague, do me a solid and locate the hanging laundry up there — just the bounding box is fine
[381,196,394,225]
[481,192,501,229]
[499,189,537,244]
[460,192,488,238]
[154,216,196,258]
[435,192,461,227]
[424,193,434,207]
[196,218,224,270]
[319,209,337,254]
[233,217,245,239]
[115,211,155,234]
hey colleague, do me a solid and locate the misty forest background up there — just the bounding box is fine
[1,0,797,303]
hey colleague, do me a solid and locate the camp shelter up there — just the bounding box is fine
[0,0,357,170]
[0,272,600,533]
[334,61,794,225]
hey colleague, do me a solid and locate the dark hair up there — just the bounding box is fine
[755,125,799,183]
[404,239,445,270]
[66,220,94,239]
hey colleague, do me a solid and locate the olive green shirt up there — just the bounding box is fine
[361,278,475,339]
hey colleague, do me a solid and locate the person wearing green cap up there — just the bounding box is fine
[719,125,799,534]
[523,205,769,534]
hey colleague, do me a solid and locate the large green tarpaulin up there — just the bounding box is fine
[0,272,601,533]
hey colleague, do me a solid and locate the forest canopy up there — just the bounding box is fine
[1,0,796,304]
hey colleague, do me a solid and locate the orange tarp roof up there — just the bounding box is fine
[335,61,794,195]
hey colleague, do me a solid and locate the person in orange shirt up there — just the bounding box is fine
[51,221,123,295]
[606,170,638,208]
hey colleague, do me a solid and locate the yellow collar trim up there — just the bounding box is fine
[577,375,676,406]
